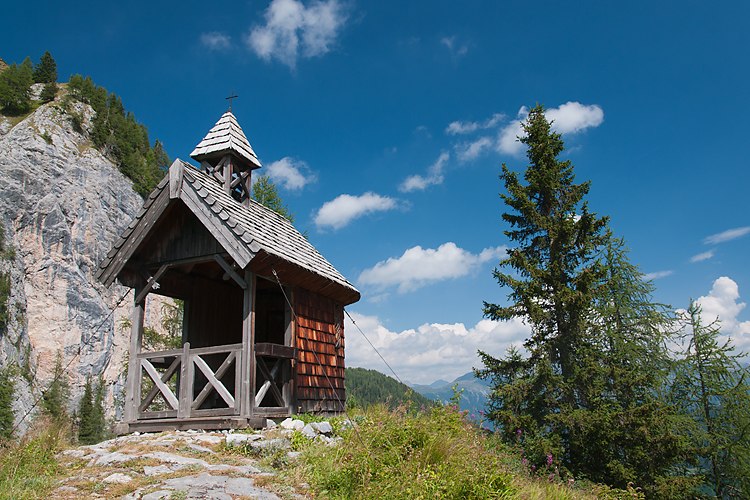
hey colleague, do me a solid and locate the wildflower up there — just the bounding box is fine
[517,429,522,435]
[471,414,475,419]
[479,410,484,415]
[546,454,553,466]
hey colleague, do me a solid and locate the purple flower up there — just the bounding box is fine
[471,414,475,419]
[479,410,484,415]
[546,454,553,466]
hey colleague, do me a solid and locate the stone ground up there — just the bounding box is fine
[50,419,332,500]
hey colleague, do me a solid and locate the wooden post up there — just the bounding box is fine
[284,286,293,409]
[240,270,255,416]
[124,284,145,422]
[178,342,192,418]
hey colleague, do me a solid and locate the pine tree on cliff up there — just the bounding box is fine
[33,51,57,84]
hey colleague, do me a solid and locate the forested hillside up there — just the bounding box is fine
[345,367,435,409]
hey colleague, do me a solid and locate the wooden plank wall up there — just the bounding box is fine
[295,288,345,413]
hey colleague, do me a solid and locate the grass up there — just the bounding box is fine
[0,418,69,500]
[0,405,647,500]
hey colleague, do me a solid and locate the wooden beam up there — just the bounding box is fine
[213,255,247,289]
[178,342,192,419]
[134,263,171,304]
[124,283,145,422]
[138,356,181,412]
[193,355,236,408]
[240,270,254,417]
[192,351,237,409]
[169,160,184,199]
[140,359,180,410]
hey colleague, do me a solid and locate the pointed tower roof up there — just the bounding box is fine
[190,111,261,169]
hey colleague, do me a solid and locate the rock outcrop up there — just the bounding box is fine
[0,90,164,431]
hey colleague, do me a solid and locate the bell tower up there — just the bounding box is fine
[190,107,261,206]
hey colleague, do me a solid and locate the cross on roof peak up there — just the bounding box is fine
[226,91,239,111]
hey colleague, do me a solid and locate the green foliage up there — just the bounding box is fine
[0,57,34,115]
[0,367,15,441]
[299,403,515,500]
[67,74,170,196]
[0,418,68,500]
[40,130,52,144]
[33,51,57,84]
[345,367,435,410]
[252,174,295,223]
[41,352,70,423]
[0,270,10,333]
[39,82,57,103]
[478,106,689,497]
[671,302,750,499]
[77,374,106,445]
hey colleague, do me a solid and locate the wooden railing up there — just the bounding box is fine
[254,343,295,415]
[137,343,242,419]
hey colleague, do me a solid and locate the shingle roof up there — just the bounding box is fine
[96,159,360,305]
[190,111,261,169]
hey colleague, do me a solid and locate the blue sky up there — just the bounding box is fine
[3,0,749,384]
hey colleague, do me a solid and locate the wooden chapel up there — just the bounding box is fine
[96,110,360,433]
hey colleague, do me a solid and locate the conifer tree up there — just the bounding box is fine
[0,367,15,441]
[477,106,689,495]
[78,375,100,444]
[33,51,57,84]
[479,104,609,464]
[672,302,750,498]
[42,351,71,422]
[0,57,34,114]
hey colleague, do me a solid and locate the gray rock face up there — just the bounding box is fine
[0,94,153,429]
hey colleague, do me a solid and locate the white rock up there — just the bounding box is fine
[103,472,132,484]
[311,421,333,435]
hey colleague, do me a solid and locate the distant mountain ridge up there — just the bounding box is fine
[411,371,493,428]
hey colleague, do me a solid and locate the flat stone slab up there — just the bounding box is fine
[103,472,132,484]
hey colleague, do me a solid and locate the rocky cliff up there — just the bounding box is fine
[0,87,164,431]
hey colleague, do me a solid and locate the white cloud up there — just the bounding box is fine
[694,276,750,352]
[451,103,604,157]
[264,157,317,190]
[495,106,528,156]
[456,136,493,162]
[445,113,504,135]
[200,32,232,50]
[703,226,750,245]
[644,270,674,280]
[441,36,469,60]
[344,312,531,385]
[691,250,715,263]
[359,242,506,293]
[246,0,348,68]
[398,152,449,192]
[545,102,604,134]
[314,192,398,230]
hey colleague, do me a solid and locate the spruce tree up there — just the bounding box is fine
[477,106,689,496]
[42,351,71,422]
[33,51,57,84]
[479,103,609,466]
[77,375,95,444]
[672,302,750,498]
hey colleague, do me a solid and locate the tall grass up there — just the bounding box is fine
[0,418,69,500]
[298,403,515,500]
